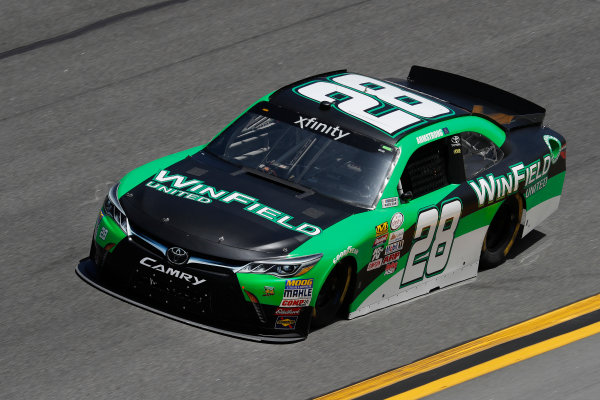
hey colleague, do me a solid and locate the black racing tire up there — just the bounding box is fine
[480,195,523,269]
[311,262,352,329]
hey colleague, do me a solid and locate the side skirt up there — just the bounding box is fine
[349,227,486,319]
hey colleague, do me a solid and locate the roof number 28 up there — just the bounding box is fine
[296,74,451,135]
[402,200,462,286]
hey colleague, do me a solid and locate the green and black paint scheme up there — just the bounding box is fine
[77,66,566,342]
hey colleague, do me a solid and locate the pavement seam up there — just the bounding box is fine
[0,0,191,60]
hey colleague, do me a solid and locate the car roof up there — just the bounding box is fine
[268,70,469,146]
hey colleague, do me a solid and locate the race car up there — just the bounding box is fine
[76,66,566,342]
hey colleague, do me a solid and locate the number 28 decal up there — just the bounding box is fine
[294,74,453,136]
[402,199,462,286]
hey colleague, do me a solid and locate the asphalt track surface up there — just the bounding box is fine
[427,333,600,400]
[1,1,599,399]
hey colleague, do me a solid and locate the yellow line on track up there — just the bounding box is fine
[388,321,600,399]
[316,294,600,400]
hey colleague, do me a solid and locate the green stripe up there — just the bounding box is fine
[455,202,501,237]
[524,172,565,208]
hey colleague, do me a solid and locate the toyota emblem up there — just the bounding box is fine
[166,247,189,265]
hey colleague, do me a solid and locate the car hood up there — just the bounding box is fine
[119,152,357,262]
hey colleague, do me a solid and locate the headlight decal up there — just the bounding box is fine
[237,254,322,278]
[102,184,128,233]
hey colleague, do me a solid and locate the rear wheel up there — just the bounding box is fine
[311,262,352,329]
[480,195,523,268]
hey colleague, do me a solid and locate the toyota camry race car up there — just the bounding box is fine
[77,66,566,342]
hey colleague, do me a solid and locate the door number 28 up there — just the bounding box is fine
[402,199,462,286]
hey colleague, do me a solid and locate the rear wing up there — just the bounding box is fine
[394,66,546,131]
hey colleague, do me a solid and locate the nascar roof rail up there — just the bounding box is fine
[389,65,546,131]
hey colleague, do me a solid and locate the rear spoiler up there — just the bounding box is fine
[401,66,546,131]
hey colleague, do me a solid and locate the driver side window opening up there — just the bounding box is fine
[400,138,450,199]
[400,134,466,199]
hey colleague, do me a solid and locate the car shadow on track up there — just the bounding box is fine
[480,229,546,272]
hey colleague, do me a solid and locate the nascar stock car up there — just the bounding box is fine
[77,66,566,342]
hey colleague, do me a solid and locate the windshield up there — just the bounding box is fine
[205,103,397,208]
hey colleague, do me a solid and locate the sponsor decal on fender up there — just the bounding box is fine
[281,278,313,307]
[333,246,359,265]
[280,299,310,307]
[388,229,404,244]
[373,234,388,247]
[384,261,397,275]
[371,246,384,261]
[382,197,399,208]
[525,177,548,198]
[367,259,382,271]
[274,307,302,316]
[145,170,322,236]
[263,286,274,296]
[275,316,298,329]
[385,241,400,255]
[390,212,404,230]
[468,155,552,207]
[383,251,400,264]
[376,221,389,236]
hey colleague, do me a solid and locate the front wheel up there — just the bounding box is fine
[311,263,352,329]
[480,195,523,268]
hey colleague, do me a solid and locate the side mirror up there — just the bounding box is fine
[400,191,413,203]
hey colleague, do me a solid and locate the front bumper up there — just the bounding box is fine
[75,236,311,343]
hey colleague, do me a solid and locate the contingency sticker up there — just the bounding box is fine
[373,234,388,247]
[280,278,313,307]
[376,222,389,236]
[388,229,404,244]
[390,212,404,230]
[263,286,275,296]
[382,197,399,208]
[384,262,398,275]
[275,316,298,329]
[274,307,302,316]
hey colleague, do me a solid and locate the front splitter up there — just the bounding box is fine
[76,258,306,343]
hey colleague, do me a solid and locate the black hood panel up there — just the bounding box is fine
[120,153,355,261]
